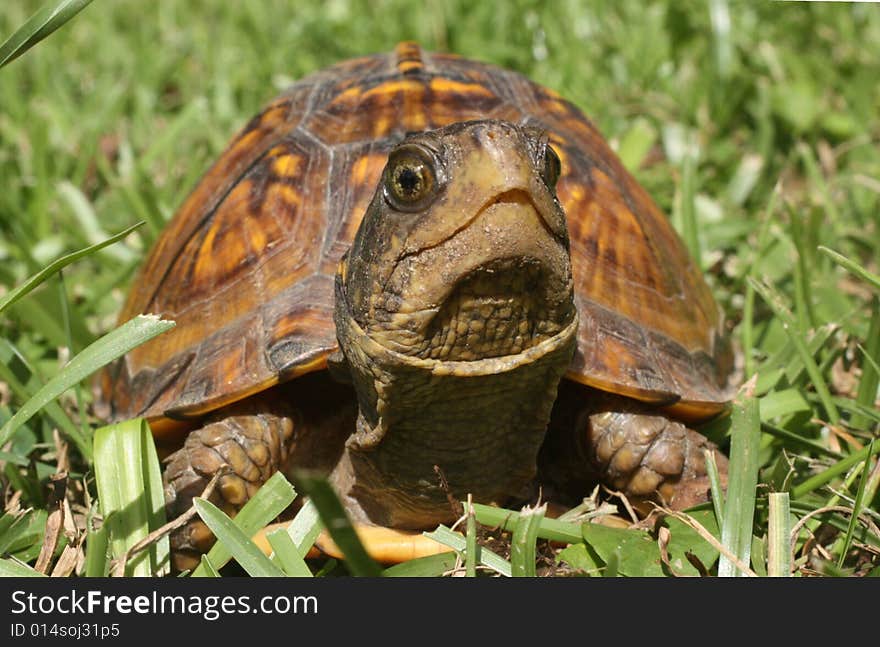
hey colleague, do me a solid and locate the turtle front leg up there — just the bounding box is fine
[162,402,297,572]
[160,374,356,571]
[539,382,727,512]
[584,409,727,510]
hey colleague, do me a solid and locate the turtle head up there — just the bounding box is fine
[338,119,576,363]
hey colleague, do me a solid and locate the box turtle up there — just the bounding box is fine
[99,42,736,571]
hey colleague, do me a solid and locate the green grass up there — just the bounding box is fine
[1,0,879,577]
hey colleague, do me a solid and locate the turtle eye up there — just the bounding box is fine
[540,144,562,190]
[384,145,439,212]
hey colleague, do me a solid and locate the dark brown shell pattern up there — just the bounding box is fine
[100,43,734,434]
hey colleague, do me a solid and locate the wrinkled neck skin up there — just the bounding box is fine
[332,276,577,528]
[329,120,577,529]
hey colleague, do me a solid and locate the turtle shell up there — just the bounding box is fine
[100,42,734,436]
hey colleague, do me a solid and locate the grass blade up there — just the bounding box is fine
[759,388,811,421]
[852,300,880,430]
[0,222,141,317]
[284,500,323,558]
[603,552,619,578]
[708,0,733,79]
[819,246,880,291]
[0,558,46,577]
[0,512,27,553]
[84,524,108,577]
[0,0,95,68]
[198,555,220,577]
[94,418,169,577]
[791,441,880,499]
[57,272,89,446]
[798,143,840,225]
[266,528,312,577]
[679,146,701,268]
[382,552,458,577]
[788,202,814,333]
[786,502,880,551]
[718,380,762,577]
[761,422,841,459]
[767,492,791,577]
[465,495,477,578]
[0,314,175,450]
[865,456,880,516]
[0,451,28,467]
[424,526,512,577]
[510,503,545,577]
[742,184,780,378]
[56,182,134,262]
[751,535,767,577]
[466,501,582,544]
[616,117,657,172]
[704,448,725,529]
[191,471,296,577]
[837,440,874,569]
[726,154,764,206]
[748,277,840,425]
[0,509,45,557]
[0,338,88,458]
[293,472,381,577]
[193,498,285,577]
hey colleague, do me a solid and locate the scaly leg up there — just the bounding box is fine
[161,374,355,571]
[585,409,727,510]
[539,381,727,511]
[162,399,297,572]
